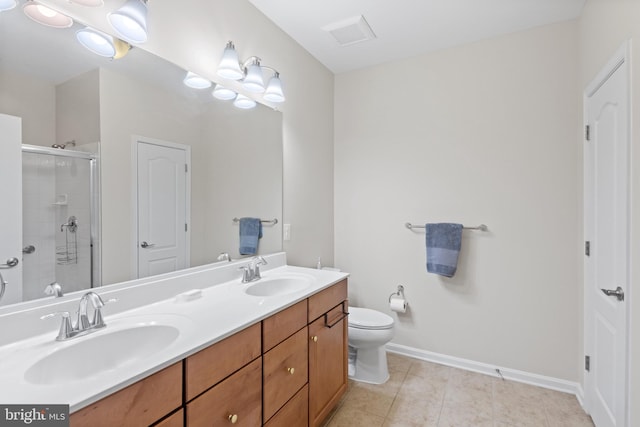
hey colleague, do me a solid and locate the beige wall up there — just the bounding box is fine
[0,70,55,147]
[56,69,100,147]
[580,0,640,423]
[335,21,582,381]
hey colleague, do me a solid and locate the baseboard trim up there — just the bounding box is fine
[386,342,582,397]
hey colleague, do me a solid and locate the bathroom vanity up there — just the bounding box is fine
[0,253,348,427]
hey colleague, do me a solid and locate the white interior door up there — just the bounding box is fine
[0,114,23,305]
[584,45,629,427]
[136,139,190,278]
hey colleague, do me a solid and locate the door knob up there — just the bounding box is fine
[140,241,155,248]
[601,286,625,301]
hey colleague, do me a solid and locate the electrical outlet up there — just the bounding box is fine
[283,223,291,241]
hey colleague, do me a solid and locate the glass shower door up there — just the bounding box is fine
[22,148,96,301]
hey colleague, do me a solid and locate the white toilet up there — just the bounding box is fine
[347,306,395,384]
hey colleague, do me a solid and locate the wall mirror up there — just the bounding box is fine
[0,5,283,307]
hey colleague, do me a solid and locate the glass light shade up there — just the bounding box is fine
[0,0,17,12]
[108,0,148,44]
[183,72,212,89]
[242,62,265,93]
[212,84,237,101]
[264,73,285,103]
[217,42,243,80]
[70,0,104,6]
[233,94,256,109]
[76,27,130,59]
[23,1,73,28]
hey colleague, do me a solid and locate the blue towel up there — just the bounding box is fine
[426,223,463,277]
[239,217,262,255]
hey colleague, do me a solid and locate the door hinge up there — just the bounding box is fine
[585,241,590,256]
[185,164,188,173]
[185,223,188,232]
[585,355,590,372]
[585,125,590,141]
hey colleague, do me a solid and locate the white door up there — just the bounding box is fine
[0,114,23,305]
[584,44,629,427]
[136,139,190,278]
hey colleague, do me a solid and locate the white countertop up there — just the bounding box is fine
[0,254,348,412]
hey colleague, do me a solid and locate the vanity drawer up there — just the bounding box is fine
[186,357,262,426]
[153,409,183,427]
[185,322,261,401]
[308,279,348,322]
[263,326,308,421]
[264,384,308,427]
[70,362,182,427]
[263,299,307,351]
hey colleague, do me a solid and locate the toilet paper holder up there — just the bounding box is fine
[388,285,405,302]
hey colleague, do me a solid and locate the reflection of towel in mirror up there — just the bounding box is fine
[426,223,463,277]
[239,217,263,255]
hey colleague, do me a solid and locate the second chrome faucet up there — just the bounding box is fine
[239,256,268,283]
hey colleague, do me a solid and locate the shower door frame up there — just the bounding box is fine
[21,144,101,290]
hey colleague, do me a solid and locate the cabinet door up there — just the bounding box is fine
[264,384,308,427]
[186,357,262,426]
[308,304,348,427]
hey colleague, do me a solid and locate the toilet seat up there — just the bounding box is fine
[348,307,394,330]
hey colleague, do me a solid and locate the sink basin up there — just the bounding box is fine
[244,275,312,297]
[25,323,180,385]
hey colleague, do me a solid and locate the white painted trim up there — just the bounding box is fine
[386,342,582,396]
[131,135,192,279]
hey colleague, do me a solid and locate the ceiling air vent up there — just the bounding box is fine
[322,15,376,47]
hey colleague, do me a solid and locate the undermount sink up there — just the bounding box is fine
[25,321,181,385]
[244,275,312,297]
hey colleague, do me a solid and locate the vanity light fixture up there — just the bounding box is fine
[76,27,131,59]
[215,41,286,105]
[233,94,257,110]
[183,72,212,89]
[69,0,104,6]
[212,84,237,101]
[217,41,244,80]
[0,0,16,12]
[23,1,73,28]
[108,0,148,44]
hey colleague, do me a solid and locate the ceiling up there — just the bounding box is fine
[248,0,586,74]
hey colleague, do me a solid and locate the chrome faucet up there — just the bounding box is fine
[217,252,232,262]
[239,256,267,283]
[41,291,113,341]
[44,282,64,298]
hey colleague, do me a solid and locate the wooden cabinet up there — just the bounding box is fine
[185,323,261,401]
[308,280,348,427]
[186,357,262,426]
[70,279,348,427]
[70,362,182,427]
[262,300,308,424]
[264,384,308,427]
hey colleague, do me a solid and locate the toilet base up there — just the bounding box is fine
[348,345,390,385]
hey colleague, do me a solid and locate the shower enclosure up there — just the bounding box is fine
[21,144,100,301]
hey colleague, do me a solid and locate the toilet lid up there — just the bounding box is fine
[348,307,394,330]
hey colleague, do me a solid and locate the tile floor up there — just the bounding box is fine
[323,353,594,427]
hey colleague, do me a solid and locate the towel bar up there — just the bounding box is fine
[405,222,487,231]
[233,217,278,225]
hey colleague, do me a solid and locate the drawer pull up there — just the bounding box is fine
[228,414,238,424]
[310,335,318,342]
[287,367,295,375]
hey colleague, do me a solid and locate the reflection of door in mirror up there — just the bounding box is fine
[135,139,190,279]
[0,114,23,306]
